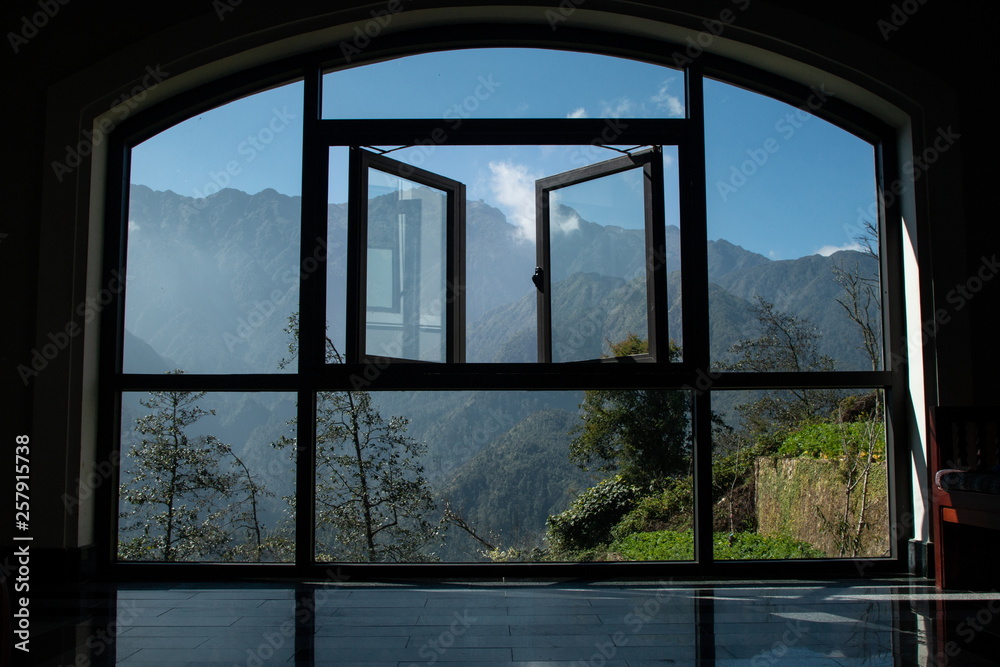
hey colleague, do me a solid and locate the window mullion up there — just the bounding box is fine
[297,65,325,570]
[682,66,714,568]
[449,185,466,363]
[535,177,552,362]
[645,147,669,361]
[345,147,367,364]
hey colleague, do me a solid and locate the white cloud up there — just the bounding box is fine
[488,160,539,242]
[815,242,863,256]
[567,107,588,119]
[601,98,635,118]
[651,80,684,117]
[128,220,141,232]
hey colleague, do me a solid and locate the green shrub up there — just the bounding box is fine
[611,529,694,560]
[778,421,885,460]
[610,530,824,561]
[611,477,693,541]
[716,531,825,559]
[546,475,641,552]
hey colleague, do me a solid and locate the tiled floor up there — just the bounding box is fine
[26,578,1000,665]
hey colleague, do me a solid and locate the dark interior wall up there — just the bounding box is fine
[1,1,994,562]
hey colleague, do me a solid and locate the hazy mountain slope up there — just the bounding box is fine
[372,390,582,483]
[125,185,300,374]
[437,408,595,556]
[711,250,880,370]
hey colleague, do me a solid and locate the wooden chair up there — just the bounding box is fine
[929,406,1000,589]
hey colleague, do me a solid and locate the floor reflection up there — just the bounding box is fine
[28,578,1000,665]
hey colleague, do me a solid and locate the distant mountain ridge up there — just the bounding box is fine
[126,184,878,372]
[123,184,881,558]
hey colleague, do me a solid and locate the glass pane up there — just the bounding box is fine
[704,78,881,372]
[124,82,303,374]
[711,389,890,560]
[549,168,649,362]
[663,145,683,360]
[312,389,692,563]
[374,145,661,363]
[118,390,296,562]
[323,48,684,119]
[365,169,447,361]
[327,147,349,360]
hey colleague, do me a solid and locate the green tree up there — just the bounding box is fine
[275,315,438,562]
[569,334,690,488]
[118,378,271,562]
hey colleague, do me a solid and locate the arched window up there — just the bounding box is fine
[105,43,901,574]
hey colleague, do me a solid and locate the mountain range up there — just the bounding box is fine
[120,184,880,560]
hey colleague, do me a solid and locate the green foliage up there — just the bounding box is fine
[778,421,885,460]
[610,530,824,561]
[118,379,273,562]
[546,475,641,552]
[611,477,693,541]
[570,336,691,487]
[716,531,826,559]
[610,530,693,560]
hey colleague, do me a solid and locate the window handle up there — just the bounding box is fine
[531,267,544,291]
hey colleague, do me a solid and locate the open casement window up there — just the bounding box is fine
[347,147,466,363]
[534,147,668,363]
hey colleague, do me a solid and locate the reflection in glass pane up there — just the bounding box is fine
[704,77,880,372]
[711,389,889,560]
[118,390,296,563]
[327,147,349,360]
[124,82,303,374]
[365,170,447,361]
[313,389,692,563]
[549,168,648,362]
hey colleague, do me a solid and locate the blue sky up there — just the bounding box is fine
[130,48,876,260]
[703,77,876,259]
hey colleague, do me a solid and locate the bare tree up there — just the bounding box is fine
[727,297,839,437]
[274,315,438,562]
[833,219,882,371]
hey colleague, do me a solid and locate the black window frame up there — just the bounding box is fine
[98,35,907,580]
[347,146,466,364]
[534,146,668,363]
